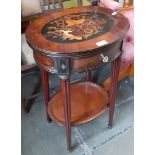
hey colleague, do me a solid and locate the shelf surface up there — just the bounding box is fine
[48,82,108,126]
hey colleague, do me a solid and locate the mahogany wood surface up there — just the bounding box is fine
[40,68,51,122]
[48,82,108,126]
[108,56,121,127]
[25,6,129,54]
[60,78,71,149]
[33,43,122,73]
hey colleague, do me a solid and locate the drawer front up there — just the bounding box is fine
[33,42,121,74]
[71,43,121,73]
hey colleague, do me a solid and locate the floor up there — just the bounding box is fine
[21,65,134,155]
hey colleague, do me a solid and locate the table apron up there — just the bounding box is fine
[33,42,122,76]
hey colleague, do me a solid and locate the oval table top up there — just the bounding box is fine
[25,6,129,56]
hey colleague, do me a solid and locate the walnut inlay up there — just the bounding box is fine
[41,12,114,43]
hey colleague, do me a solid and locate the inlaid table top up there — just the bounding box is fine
[25,6,129,55]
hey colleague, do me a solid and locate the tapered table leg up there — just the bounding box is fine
[108,56,121,128]
[60,77,71,150]
[86,70,91,81]
[40,68,51,123]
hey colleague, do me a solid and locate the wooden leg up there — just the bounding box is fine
[40,68,51,123]
[108,56,121,128]
[61,77,71,150]
[85,70,91,81]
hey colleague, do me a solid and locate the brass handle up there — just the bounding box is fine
[100,53,109,62]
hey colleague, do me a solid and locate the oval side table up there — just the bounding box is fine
[25,6,129,150]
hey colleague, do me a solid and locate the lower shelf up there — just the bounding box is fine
[48,81,108,126]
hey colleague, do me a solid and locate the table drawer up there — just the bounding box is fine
[71,43,121,73]
[33,43,121,74]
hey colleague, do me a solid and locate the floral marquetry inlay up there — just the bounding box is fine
[41,12,114,43]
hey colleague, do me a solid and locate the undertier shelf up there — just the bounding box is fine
[48,82,108,126]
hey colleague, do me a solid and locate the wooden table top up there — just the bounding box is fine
[25,6,129,55]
